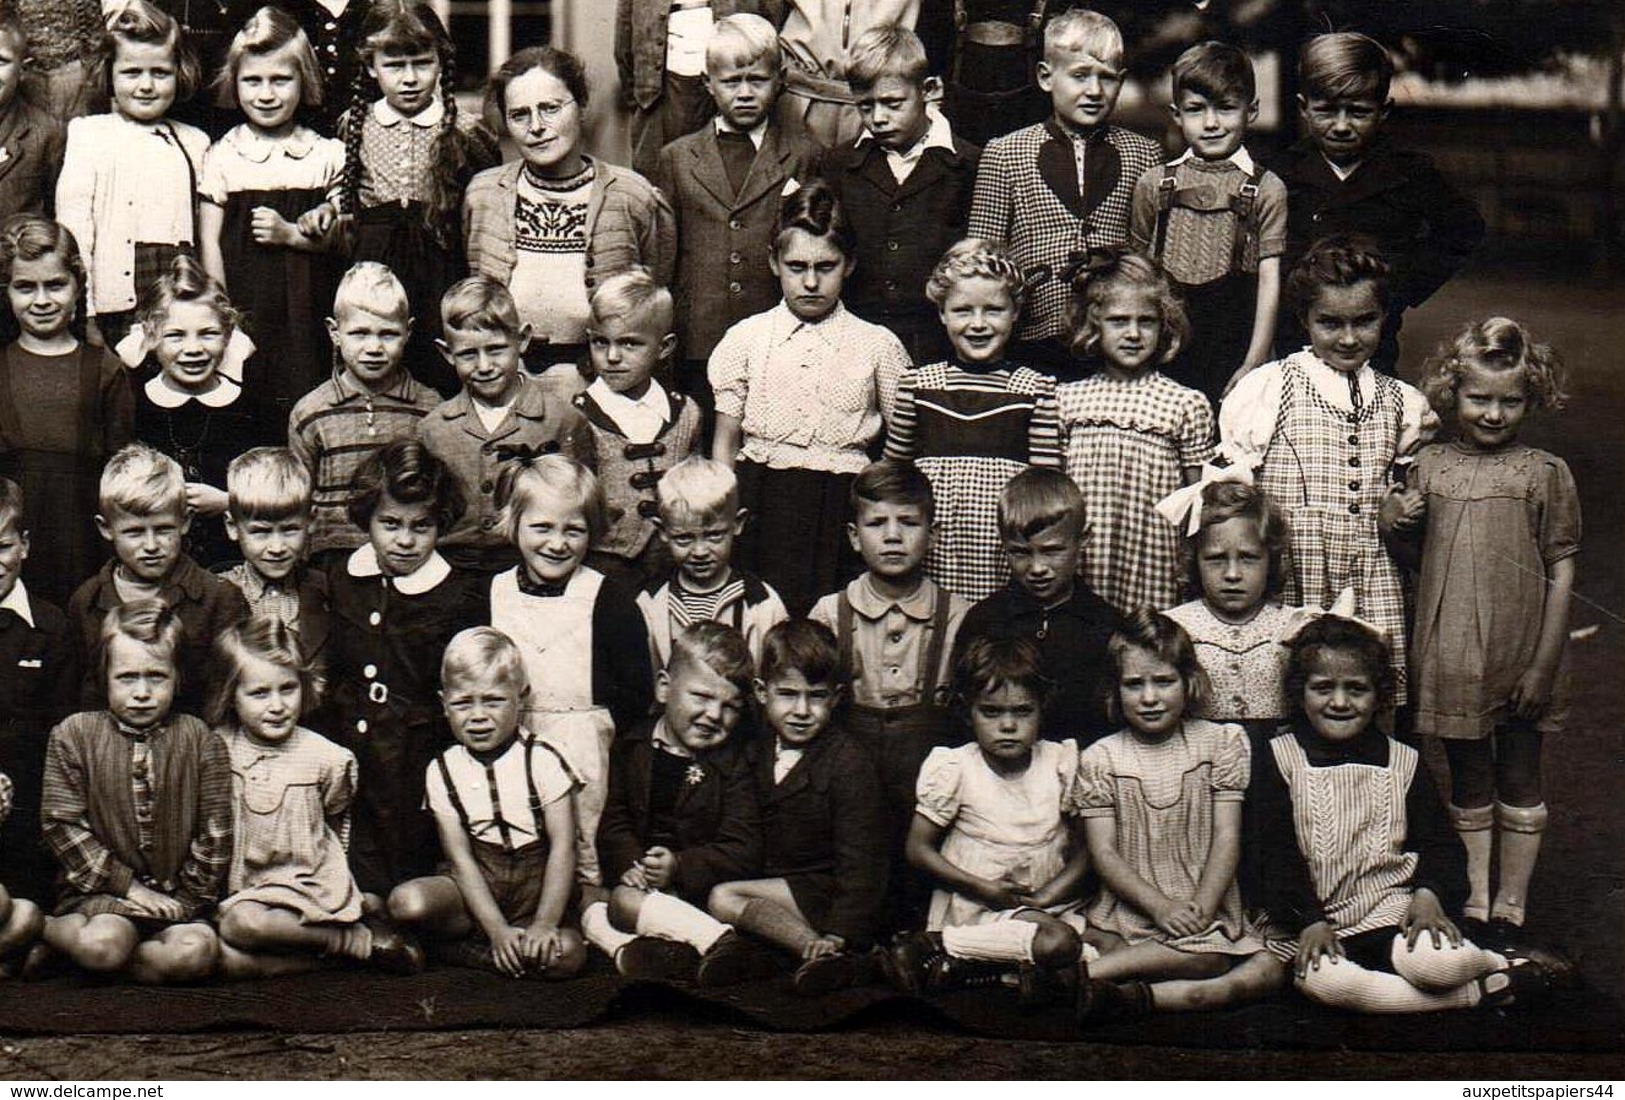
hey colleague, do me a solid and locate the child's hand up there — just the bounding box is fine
[802,933,845,961]
[1402,890,1462,952]
[185,482,229,516]
[126,882,186,922]
[975,877,1024,911]
[250,206,300,248]
[1378,487,1425,534]
[1151,898,1207,939]
[619,863,650,891]
[1509,664,1556,719]
[488,924,528,978]
[641,846,676,890]
[522,923,565,970]
[1294,920,1343,978]
[297,203,338,238]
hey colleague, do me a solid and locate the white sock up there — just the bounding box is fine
[1390,933,1502,991]
[635,891,731,953]
[1298,955,1479,1013]
[580,901,635,960]
[941,921,1037,964]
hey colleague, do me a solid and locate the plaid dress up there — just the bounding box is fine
[1057,371,1214,616]
[884,361,1062,602]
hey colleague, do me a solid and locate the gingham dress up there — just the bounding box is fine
[1070,720,1265,955]
[1248,358,1412,702]
[1058,371,1214,616]
[884,361,1062,602]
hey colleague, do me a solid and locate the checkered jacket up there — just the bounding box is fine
[968,120,1163,342]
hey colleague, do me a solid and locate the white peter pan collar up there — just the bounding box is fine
[143,371,242,409]
[373,96,446,129]
[346,543,452,594]
[224,124,320,162]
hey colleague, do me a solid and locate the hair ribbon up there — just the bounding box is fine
[1154,441,1261,537]
[1276,587,1387,645]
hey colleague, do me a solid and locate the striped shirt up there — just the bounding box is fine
[884,362,1061,466]
[288,369,442,556]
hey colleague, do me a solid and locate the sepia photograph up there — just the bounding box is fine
[0,0,1617,1081]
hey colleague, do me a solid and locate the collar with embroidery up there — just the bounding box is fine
[1169,145,1257,174]
[346,543,452,595]
[373,96,446,129]
[224,123,321,163]
[0,580,35,628]
[143,371,242,410]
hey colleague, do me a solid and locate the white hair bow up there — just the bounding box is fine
[1154,442,1263,537]
[1276,587,1388,645]
[114,325,257,384]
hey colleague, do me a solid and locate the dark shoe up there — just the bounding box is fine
[1485,917,1522,948]
[366,919,426,975]
[695,931,781,989]
[426,936,500,973]
[926,952,1008,993]
[1017,961,1078,1011]
[792,949,882,997]
[885,931,945,996]
[616,936,701,982]
[19,942,61,982]
[1497,940,1579,990]
[1479,959,1557,1010]
[1075,978,1153,1025]
[1458,916,1492,945]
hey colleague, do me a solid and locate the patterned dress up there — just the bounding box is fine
[1220,352,1435,703]
[1165,600,1296,728]
[1058,371,1214,615]
[1410,442,1580,739]
[1071,719,1264,954]
[914,739,1084,931]
[884,361,1061,602]
[217,725,364,924]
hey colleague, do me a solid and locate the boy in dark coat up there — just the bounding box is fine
[709,620,888,995]
[586,620,765,986]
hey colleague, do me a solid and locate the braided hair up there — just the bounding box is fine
[339,1,493,250]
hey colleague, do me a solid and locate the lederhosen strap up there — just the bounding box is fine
[1152,163,1266,274]
[837,587,951,705]
[1150,162,1180,261]
[435,753,474,836]
[836,590,856,675]
[950,0,1050,87]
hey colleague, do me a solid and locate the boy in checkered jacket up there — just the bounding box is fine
[965,8,1162,380]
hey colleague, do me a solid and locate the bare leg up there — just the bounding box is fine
[1148,951,1290,1011]
[1089,938,1233,984]
[128,922,219,984]
[532,927,589,981]
[387,877,474,939]
[1010,911,1081,969]
[0,895,44,959]
[44,913,139,973]
[219,901,371,958]
[218,941,328,980]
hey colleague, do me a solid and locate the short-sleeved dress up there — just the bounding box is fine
[1164,600,1296,736]
[200,125,345,420]
[1070,719,1265,954]
[217,725,364,924]
[914,739,1082,931]
[1410,442,1581,739]
[1058,371,1214,615]
[884,361,1062,602]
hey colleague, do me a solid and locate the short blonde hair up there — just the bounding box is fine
[706,13,780,72]
[494,454,606,543]
[588,269,673,336]
[441,626,529,696]
[440,275,522,337]
[656,456,737,525]
[925,238,1026,311]
[227,447,313,522]
[1044,8,1123,67]
[847,25,929,91]
[332,261,410,322]
[668,620,755,698]
[99,443,186,518]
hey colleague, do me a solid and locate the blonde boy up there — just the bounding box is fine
[220,447,329,654]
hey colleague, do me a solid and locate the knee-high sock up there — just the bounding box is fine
[1493,801,1547,926]
[1448,802,1494,921]
[734,898,817,957]
[1389,933,1505,991]
[581,901,635,959]
[1298,955,1480,1013]
[635,891,731,953]
[941,920,1036,964]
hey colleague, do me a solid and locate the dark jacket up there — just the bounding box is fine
[745,726,888,946]
[598,722,761,905]
[953,581,1121,744]
[1269,136,1485,316]
[826,133,980,349]
[0,99,66,221]
[653,121,823,360]
[615,0,784,110]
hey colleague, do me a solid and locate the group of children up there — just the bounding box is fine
[0,0,1584,1025]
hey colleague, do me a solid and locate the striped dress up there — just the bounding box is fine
[1057,371,1214,616]
[884,361,1061,602]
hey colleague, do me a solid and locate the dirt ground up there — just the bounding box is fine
[1,251,1620,1081]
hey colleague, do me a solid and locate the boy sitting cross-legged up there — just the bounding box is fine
[636,455,788,669]
[708,619,888,995]
[582,620,767,986]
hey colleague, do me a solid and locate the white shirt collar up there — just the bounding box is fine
[857,104,956,156]
[651,717,694,759]
[1321,154,1359,181]
[373,96,446,129]
[143,371,242,409]
[346,543,453,595]
[0,580,35,628]
[225,123,319,163]
[713,115,767,150]
[1169,145,1257,174]
[587,376,670,429]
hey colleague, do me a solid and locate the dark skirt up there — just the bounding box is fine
[735,461,861,618]
[352,203,461,398]
[222,187,339,420]
[12,447,108,609]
